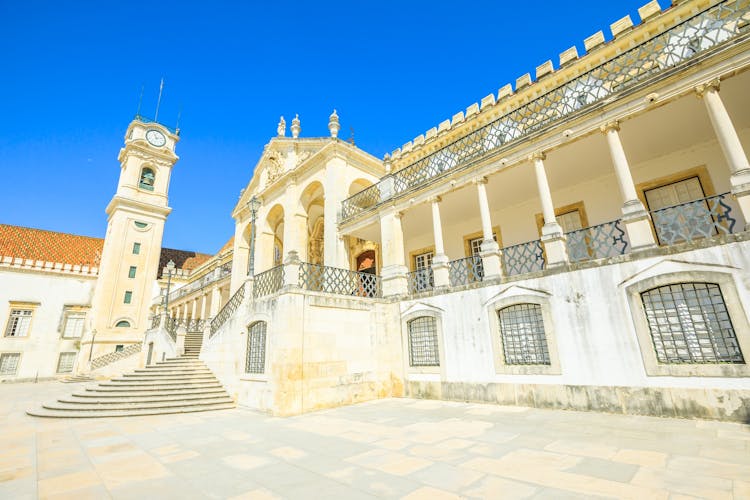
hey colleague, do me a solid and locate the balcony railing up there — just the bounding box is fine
[210,282,246,336]
[298,263,382,298]
[449,256,484,287]
[253,265,285,299]
[340,0,750,223]
[503,240,545,276]
[651,192,739,246]
[565,220,629,263]
[166,261,232,304]
[408,268,434,294]
[165,317,178,341]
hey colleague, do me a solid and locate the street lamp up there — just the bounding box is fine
[247,196,261,276]
[163,259,176,315]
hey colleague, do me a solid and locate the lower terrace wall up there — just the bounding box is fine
[202,288,404,416]
[402,237,750,422]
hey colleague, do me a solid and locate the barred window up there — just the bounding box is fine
[5,309,32,337]
[407,316,440,367]
[56,352,76,373]
[62,312,85,338]
[246,321,267,374]
[0,353,20,375]
[641,282,743,364]
[498,304,551,365]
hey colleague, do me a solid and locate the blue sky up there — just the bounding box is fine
[1,0,657,255]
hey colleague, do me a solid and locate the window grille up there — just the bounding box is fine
[5,309,32,337]
[407,316,440,367]
[62,312,85,338]
[246,321,267,374]
[641,283,743,364]
[0,353,20,375]
[56,352,76,373]
[498,304,551,365]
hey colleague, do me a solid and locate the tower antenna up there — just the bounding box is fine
[154,78,164,122]
[136,85,144,118]
[175,105,182,133]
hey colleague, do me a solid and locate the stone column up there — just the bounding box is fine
[430,196,450,287]
[324,157,349,268]
[229,218,249,294]
[602,121,657,250]
[209,286,222,317]
[200,293,210,320]
[283,180,309,262]
[474,177,503,279]
[283,250,301,289]
[697,79,750,228]
[379,208,408,296]
[531,152,568,267]
[190,299,197,322]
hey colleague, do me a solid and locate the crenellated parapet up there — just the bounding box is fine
[0,255,99,276]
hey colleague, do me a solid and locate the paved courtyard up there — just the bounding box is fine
[1,381,748,499]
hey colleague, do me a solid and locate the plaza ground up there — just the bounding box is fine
[1,381,749,499]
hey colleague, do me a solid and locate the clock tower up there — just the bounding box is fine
[85,118,179,360]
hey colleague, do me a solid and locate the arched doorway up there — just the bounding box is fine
[356,250,376,275]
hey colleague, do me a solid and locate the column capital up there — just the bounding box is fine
[472,176,488,186]
[695,78,721,98]
[529,151,546,162]
[428,195,442,204]
[600,120,620,133]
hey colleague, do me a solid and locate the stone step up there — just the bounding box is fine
[74,387,227,398]
[155,360,205,365]
[81,385,224,395]
[59,393,232,404]
[114,376,217,384]
[97,380,220,388]
[43,396,234,412]
[121,372,214,379]
[27,402,236,418]
[133,367,212,373]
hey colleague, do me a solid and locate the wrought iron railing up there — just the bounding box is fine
[91,343,142,370]
[298,262,382,298]
[449,256,484,287]
[340,0,750,222]
[210,282,246,337]
[165,317,179,341]
[565,220,629,263]
[186,319,206,332]
[150,314,161,330]
[253,265,285,298]
[650,192,738,246]
[502,240,545,276]
[407,268,434,294]
[167,261,232,303]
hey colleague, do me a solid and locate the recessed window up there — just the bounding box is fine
[115,345,124,353]
[124,291,132,304]
[469,233,498,256]
[128,266,137,278]
[0,353,20,375]
[56,352,76,374]
[498,304,551,365]
[246,321,267,374]
[132,242,141,254]
[641,282,743,364]
[62,311,85,338]
[4,309,32,337]
[139,168,155,191]
[115,320,130,328]
[134,221,148,229]
[407,316,440,367]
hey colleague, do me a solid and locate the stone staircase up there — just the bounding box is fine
[28,334,234,417]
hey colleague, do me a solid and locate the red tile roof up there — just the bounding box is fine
[0,224,211,276]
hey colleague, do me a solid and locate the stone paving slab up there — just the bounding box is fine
[2,381,749,499]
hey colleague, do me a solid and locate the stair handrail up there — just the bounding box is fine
[90,343,142,370]
[210,282,246,337]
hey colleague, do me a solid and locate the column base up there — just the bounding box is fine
[540,229,568,268]
[431,254,450,288]
[730,172,750,231]
[621,203,658,251]
[381,264,408,296]
[479,239,503,280]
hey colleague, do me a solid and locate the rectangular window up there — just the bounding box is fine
[407,316,440,367]
[644,176,713,245]
[414,251,434,270]
[0,353,20,375]
[5,309,32,337]
[246,322,267,374]
[469,233,498,256]
[115,345,124,353]
[644,176,705,210]
[56,352,76,373]
[498,304,551,365]
[557,209,584,233]
[128,266,137,278]
[124,291,132,304]
[132,242,141,255]
[62,312,85,338]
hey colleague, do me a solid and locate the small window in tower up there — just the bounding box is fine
[132,242,141,254]
[128,266,137,279]
[139,168,155,191]
[115,320,130,328]
[115,345,124,353]
[124,291,133,304]
[134,221,149,229]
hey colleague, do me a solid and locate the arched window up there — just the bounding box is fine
[115,320,130,328]
[497,304,550,365]
[641,282,743,364]
[246,321,267,374]
[407,316,439,367]
[139,168,155,191]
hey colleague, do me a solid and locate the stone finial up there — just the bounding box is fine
[291,114,301,138]
[328,109,340,138]
[383,153,392,173]
[277,116,286,137]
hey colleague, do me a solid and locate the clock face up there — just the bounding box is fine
[145,129,166,147]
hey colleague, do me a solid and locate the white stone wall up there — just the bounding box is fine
[0,268,96,381]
